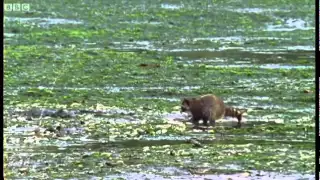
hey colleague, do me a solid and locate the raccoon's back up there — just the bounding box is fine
[200,94,225,120]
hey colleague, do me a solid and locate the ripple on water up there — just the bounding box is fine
[228,7,291,14]
[119,20,162,25]
[160,3,184,10]
[152,45,314,53]
[4,85,201,95]
[213,64,313,69]
[104,170,314,180]
[265,18,314,32]
[180,36,291,44]
[4,17,83,27]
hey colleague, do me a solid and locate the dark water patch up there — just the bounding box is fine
[19,135,313,151]
[168,49,314,64]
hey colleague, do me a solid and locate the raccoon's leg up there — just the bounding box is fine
[209,119,216,127]
[202,118,212,131]
[236,116,242,128]
[202,107,213,128]
[191,117,200,128]
[202,118,209,128]
[208,110,216,127]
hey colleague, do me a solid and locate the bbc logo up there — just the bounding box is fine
[5,3,30,12]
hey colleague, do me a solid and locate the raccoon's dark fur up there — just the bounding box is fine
[181,94,247,127]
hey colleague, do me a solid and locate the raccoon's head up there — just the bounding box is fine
[180,98,195,113]
[236,109,247,121]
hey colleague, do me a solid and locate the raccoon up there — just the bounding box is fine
[181,94,247,128]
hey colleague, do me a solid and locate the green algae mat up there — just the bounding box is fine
[4,0,315,179]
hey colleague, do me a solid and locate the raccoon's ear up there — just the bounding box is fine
[182,98,190,105]
[239,109,247,114]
